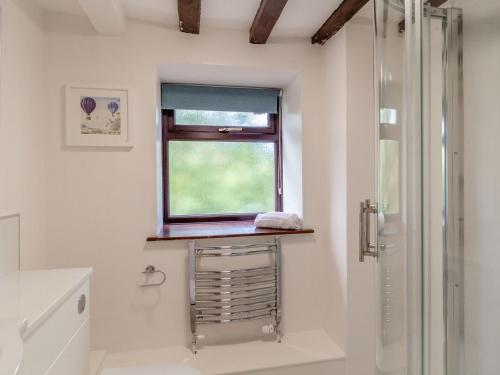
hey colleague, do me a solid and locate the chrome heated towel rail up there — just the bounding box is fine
[188,237,282,353]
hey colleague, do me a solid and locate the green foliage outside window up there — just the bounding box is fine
[169,141,276,216]
[175,110,268,127]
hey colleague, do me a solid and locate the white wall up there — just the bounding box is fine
[0,0,47,269]
[322,16,376,375]
[322,24,348,352]
[345,21,376,375]
[43,14,352,353]
[0,0,377,364]
[459,2,500,373]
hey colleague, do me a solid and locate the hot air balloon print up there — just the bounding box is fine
[80,97,96,120]
[107,101,119,117]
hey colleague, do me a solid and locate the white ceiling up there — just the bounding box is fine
[34,0,372,38]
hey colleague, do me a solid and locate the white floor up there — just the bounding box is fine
[95,330,345,375]
[90,350,106,375]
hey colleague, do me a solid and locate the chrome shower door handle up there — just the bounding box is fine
[359,199,378,262]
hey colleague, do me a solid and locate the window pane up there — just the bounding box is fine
[169,141,276,216]
[175,110,268,127]
[380,108,398,125]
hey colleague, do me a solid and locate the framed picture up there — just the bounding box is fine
[66,84,132,147]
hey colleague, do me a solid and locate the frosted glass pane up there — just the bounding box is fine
[169,141,276,216]
[175,110,268,127]
[379,140,400,214]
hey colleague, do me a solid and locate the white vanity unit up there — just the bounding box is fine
[0,214,93,375]
[0,268,93,375]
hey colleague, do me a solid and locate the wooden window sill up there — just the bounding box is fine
[147,221,314,241]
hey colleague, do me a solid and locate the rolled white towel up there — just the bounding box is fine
[254,212,303,230]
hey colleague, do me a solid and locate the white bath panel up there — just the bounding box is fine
[99,330,345,375]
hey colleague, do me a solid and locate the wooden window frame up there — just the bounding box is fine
[162,109,283,224]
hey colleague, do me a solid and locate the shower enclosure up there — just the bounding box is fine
[367,0,500,374]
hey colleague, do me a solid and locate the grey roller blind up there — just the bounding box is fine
[161,84,280,114]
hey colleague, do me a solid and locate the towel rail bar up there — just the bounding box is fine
[196,265,276,275]
[196,300,276,312]
[196,275,276,287]
[196,306,275,320]
[196,285,276,293]
[195,242,276,251]
[195,313,275,325]
[195,286,276,297]
[195,249,275,257]
[196,302,276,314]
[189,237,282,353]
[195,292,277,305]
[197,270,276,278]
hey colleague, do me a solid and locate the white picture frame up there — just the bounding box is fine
[66,84,132,148]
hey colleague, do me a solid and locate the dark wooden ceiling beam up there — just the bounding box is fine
[312,0,370,45]
[178,0,201,34]
[249,0,289,44]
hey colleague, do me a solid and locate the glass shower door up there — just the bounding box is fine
[365,0,425,374]
[421,6,464,375]
[371,1,500,374]
[374,3,407,374]
[423,1,500,374]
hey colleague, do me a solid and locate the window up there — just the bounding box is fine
[162,84,282,223]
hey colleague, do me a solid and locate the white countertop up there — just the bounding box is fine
[0,267,92,375]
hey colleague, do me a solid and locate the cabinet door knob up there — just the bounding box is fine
[78,294,86,314]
